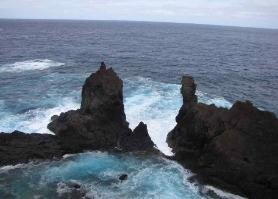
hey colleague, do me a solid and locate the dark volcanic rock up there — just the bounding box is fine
[0,63,155,166]
[120,122,155,151]
[119,174,128,181]
[0,131,64,166]
[48,62,130,151]
[167,75,278,198]
[48,62,154,152]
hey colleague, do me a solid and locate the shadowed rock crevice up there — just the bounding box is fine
[167,75,278,199]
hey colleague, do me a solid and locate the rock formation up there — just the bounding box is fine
[1,63,277,198]
[0,130,64,166]
[48,62,155,152]
[119,174,128,182]
[167,75,278,198]
[48,62,131,151]
[0,63,155,166]
[120,122,155,151]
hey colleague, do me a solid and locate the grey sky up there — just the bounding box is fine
[0,0,278,28]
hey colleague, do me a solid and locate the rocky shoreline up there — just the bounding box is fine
[1,63,277,198]
[167,75,278,198]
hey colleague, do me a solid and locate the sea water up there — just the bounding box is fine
[0,152,246,199]
[0,19,277,198]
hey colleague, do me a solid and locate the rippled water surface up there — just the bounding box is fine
[0,152,205,199]
[0,152,246,199]
[0,19,277,198]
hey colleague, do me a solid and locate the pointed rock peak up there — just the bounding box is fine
[119,122,155,151]
[181,75,197,105]
[80,62,123,115]
[133,122,148,136]
[100,61,107,72]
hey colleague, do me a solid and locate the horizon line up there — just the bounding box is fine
[0,17,277,31]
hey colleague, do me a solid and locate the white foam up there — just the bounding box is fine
[0,59,64,73]
[62,154,76,159]
[197,91,232,108]
[56,182,72,196]
[124,77,181,156]
[0,163,25,173]
[0,76,232,155]
[0,97,79,134]
[203,185,247,199]
[124,77,232,156]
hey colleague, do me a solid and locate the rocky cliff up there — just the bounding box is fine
[167,75,278,198]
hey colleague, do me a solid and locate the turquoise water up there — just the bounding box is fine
[0,152,206,199]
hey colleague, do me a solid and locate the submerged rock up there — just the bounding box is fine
[0,63,155,166]
[167,75,278,198]
[119,174,128,182]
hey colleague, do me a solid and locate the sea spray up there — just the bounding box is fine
[0,152,204,199]
[0,59,64,73]
[0,76,232,155]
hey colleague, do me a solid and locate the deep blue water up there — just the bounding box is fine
[0,19,277,198]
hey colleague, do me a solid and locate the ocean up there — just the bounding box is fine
[0,19,277,198]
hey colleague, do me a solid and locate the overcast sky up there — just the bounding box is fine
[0,0,278,29]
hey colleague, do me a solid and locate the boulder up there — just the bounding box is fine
[167,75,278,198]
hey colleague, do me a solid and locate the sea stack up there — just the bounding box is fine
[167,75,278,198]
[48,62,155,152]
[48,62,130,151]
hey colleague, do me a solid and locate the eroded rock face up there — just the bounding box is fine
[181,76,197,105]
[167,75,278,198]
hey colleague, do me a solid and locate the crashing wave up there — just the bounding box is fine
[124,77,232,155]
[0,59,64,73]
[0,76,232,155]
[0,97,79,134]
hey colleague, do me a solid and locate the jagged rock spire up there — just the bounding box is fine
[181,75,197,106]
[48,62,155,152]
